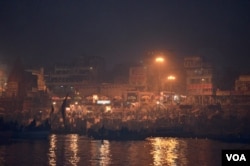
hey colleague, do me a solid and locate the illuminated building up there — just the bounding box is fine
[184,56,214,104]
[46,55,105,96]
[0,60,9,96]
[1,58,50,113]
[235,75,250,92]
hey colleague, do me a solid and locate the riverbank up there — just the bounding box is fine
[2,104,250,143]
[60,104,250,143]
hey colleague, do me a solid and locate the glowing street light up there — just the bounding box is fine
[167,75,176,81]
[201,78,205,105]
[155,56,165,93]
[167,75,176,105]
[155,57,165,63]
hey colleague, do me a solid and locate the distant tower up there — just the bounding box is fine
[5,58,26,98]
[0,60,9,95]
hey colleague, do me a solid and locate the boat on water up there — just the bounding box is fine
[0,129,50,142]
[87,126,150,141]
[87,124,250,143]
[11,130,50,140]
[1,118,51,141]
[12,118,51,140]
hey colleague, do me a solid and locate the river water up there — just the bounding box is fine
[0,134,249,166]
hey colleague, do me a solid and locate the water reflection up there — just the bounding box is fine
[48,134,56,166]
[99,140,111,166]
[90,140,111,166]
[148,137,187,166]
[68,134,80,166]
[49,134,80,166]
[0,135,249,165]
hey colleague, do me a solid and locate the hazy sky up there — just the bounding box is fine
[0,0,249,70]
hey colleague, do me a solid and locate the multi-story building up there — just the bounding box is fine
[0,61,9,96]
[184,56,214,104]
[235,75,250,92]
[5,59,27,98]
[25,68,47,92]
[1,59,50,113]
[129,66,147,90]
[46,55,105,96]
[215,75,250,105]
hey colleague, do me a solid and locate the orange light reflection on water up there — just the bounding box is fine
[99,140,111,166]
[148,137,187,166]
[68,134,80,166]
[49,134,57,166]
[90,140,111,166]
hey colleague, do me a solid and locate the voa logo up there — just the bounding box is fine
[226,154,246,162]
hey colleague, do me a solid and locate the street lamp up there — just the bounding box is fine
[155,56,165,93]
[167,75,176,81]
[201,78,205,105]
[167,75,176,105]
[155,57,164,63]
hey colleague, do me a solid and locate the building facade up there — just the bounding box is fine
[235,75,250,92]
[184,57,214,104]
[129,66,147,90]
[0,61,9,96]
[46,55,105,96]
[1,59,50,114]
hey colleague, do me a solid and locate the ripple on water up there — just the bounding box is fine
[0,135,249,166]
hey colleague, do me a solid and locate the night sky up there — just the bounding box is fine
[0,0,250,71]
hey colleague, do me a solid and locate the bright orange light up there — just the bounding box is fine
[155,57,164,63]
[167,75,176,80]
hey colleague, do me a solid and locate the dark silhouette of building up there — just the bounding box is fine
[45,55,106,96]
